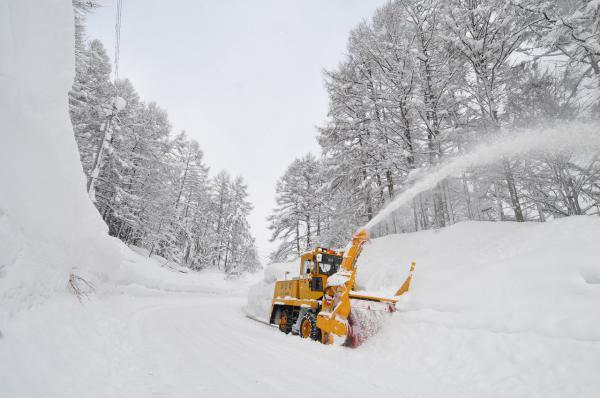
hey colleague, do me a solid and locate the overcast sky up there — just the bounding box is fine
[86,0,389,260]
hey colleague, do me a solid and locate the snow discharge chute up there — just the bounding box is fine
[267,229,415,347]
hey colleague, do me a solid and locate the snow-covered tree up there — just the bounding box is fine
[267,0,600,255]
[69,6,260,273]
[268,154,326,261]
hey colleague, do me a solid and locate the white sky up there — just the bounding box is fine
[86,0,389,260]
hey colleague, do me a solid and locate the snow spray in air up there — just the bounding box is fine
[364,122,600,231]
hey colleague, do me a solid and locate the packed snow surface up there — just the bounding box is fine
[2,1,600,397]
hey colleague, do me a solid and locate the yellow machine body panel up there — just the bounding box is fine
[273,279,299,300]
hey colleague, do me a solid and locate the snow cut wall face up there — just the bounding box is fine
[0,0,121,305]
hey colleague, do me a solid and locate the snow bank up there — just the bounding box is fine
[0,0,124,310]
[112,247,262,297]
[361,216,600,341]
[245,260,296,320]
[247,217,600,341]
[0,0,237,313]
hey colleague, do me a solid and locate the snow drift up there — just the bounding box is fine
[246,260,296,321]
[247,217,600,341]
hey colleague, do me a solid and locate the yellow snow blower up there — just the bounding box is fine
[269,229,415,347]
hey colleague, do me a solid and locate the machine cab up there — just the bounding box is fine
[299,248,343,292]
[269,247,345,327]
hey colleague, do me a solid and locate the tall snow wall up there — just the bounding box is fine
[0,0,123,307]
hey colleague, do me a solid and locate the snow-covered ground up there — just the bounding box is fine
[4,217,600,397]
[2,1,600,397]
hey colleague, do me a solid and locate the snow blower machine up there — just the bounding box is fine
[269,229,415,347]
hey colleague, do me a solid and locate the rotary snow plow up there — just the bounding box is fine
[269,229,415,347]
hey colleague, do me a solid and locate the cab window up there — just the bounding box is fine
[303,259,313,275]
[317,253,342,276]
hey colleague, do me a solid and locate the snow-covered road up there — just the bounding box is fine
[113,293,420,398]
[104,293,449,398]
[130,296,600,398]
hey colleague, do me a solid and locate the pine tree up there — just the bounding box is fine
[268,154,327,261]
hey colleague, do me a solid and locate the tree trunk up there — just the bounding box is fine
[385,170,394,199]
[412,199,420,232]
[444,180,455,224]
[462,174,474,220]
[503,159,524,222]
[536,202,546,222]
[492,183,505,221]
[305,214,311,249]
[295,221,301,255]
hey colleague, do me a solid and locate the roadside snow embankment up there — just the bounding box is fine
[248,217,600,341]
[0,0,124,309]
[246,260,296,320]
[0,0,221,313]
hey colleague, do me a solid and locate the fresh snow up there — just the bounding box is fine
[112,96,127,111]
[1,1,600,397]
